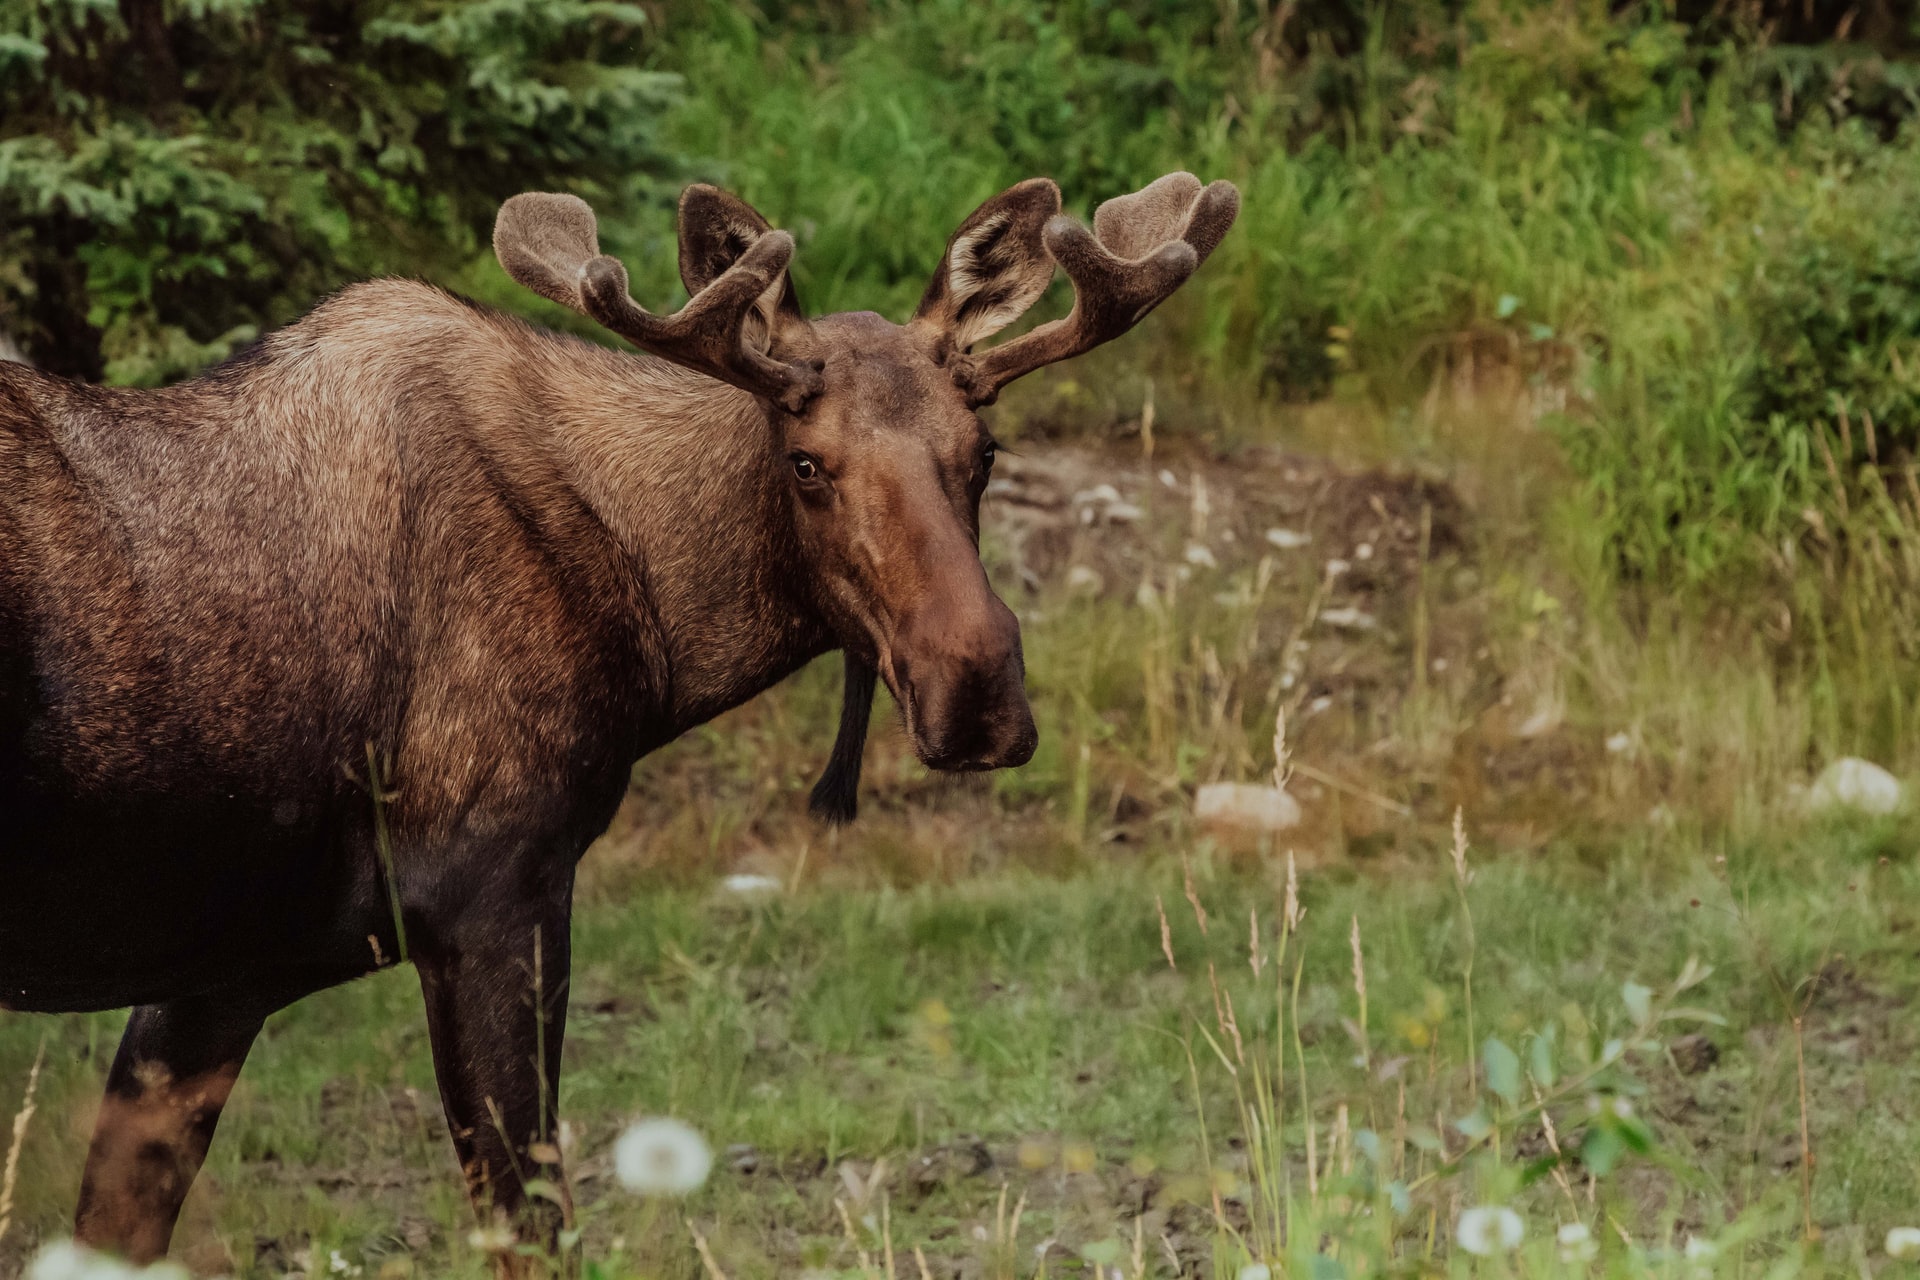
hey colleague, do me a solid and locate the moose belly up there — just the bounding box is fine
[0,779,379,1012]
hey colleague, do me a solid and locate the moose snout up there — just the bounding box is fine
[889,595,1037,772]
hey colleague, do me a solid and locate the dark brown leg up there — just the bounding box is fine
[73,996,267,1261]
[415,902,572,1262]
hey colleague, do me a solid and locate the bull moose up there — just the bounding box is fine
[0,171,1237,1262]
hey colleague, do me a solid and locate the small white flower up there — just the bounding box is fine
[1456,1206,1524,1256]
[614,1116,713,1195]
[1557,1222,1597,1262]
[1606,732,1633,754]
[1238,1265,1274,1280]
[1886,1228,1920,1260]
[1184,543,1217,569]
[720,873,782,899]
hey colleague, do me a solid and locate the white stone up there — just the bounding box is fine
[1319,606,1376,631]
[1809,757,1903,815]
[1071,483,1121,507]
[1065,565,1104,594]
[1195,783,1302,833]
[1265,527,1312,549]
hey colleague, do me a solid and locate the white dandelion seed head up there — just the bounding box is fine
[1887,1228,1920,1260]
[1557,1222,1597,1262]
[27,1242,187,1280]
[1456,1206,1524,1256]
[1238,1264,1274,1280]
[614,1116,714,1195]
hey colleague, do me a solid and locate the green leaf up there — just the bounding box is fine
[1483,1036,1522,1106]
[1529,1029,1557,1087]
[1622,981,1653,1024]
[1455,1103,1493,1140]
[1581,1124,1625,1176]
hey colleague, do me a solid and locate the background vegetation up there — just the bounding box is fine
[5,2,1920,1278]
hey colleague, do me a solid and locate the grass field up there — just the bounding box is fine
[3,798,1916,1278]
[4,409,1918,1279]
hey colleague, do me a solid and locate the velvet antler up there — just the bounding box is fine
[495,191,823,412]
[947,172,1239,407]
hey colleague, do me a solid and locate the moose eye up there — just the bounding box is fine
[790,452,823,483]
[981,444,997,475]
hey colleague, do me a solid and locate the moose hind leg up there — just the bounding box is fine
[415,901,572,1253]
[74,996,268,1262]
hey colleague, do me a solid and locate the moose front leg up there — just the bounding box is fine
[415,896,574,1260]
[73,992,270,1261]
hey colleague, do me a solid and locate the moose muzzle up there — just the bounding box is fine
[887,587,1037,772]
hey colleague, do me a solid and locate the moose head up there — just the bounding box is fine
[494,173,1239,795]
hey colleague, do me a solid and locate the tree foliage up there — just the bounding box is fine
[0,0,677,383]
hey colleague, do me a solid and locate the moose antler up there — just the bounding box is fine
[495,192,824,412]
[949,172,1239,407]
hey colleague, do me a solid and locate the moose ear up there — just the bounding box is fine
[913,178,1061,353]
[678,184,807,351]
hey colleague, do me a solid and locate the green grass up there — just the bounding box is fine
[4,809,1917,1278]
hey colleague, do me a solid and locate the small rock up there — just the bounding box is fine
[1809,757,1903,815]
[1195,783,1302,833]
[727,1143,761,1173]
[1065,565,1104,594]
[1670,1033,1718,1075]
[1264,527,1311,549]
[1318,606,1376,631]
[1071,483,1121,507]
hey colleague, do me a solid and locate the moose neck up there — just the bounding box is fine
[523,337,835,736]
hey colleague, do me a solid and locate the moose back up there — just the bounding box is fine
[0,172,1236,1261]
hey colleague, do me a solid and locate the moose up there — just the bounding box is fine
[0,171,1237,1262]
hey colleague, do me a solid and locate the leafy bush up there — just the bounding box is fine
[1746,137,1920,465]
[0,0,677,383]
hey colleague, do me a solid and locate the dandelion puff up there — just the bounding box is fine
[1887,1228,1920,1260]
[27,1240,181,1280]
[1238,1264,1273,1280]
[1557,1223,1597,1263]
[614,1116,713,1195]
[1455,1206,1523,1256]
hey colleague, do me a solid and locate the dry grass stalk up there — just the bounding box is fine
[0,1039,45,1248]
[1283,852,1302,931]
[1181,853,1208,936]
[1156,893,1178,970]
[689,1223,731,1280]
[1248,906,1263,977]
[1349,914,1370,1068]
[1271,704,1292,792]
